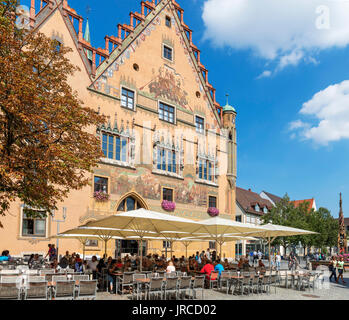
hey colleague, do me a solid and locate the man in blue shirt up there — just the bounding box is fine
[214,260,224,276]
[0,250,10,261]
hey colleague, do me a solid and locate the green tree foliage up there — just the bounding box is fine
[0,1,105,226]
[262,194,337,253]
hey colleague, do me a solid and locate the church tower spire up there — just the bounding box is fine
[338,193,347,254]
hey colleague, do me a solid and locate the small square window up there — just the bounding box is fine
[195,116,204,134]
[165,16,171,28]
[159,102,175,124]
[163,188,173,202]
[163,45,173,61]
[94,176,108,193]
[121,87,135,110]
[209,196,217,208]
[86,239,98,247]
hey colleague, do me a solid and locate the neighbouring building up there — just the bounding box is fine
[259,191,283,207]
[235,187,273,256]
[291,198,317,212]
[1,0,238,259]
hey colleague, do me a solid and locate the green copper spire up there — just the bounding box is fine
[84,18,93,61]
[223,94,236,113]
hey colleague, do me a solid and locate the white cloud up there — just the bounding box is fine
[202,0,349,70]
[290,80,349,145]
[256,70,272,79]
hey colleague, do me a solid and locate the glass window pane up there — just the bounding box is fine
[108,135,114,159]
[115,137,121,161]
[122,139,127,162]
[35,220,46,235]
[167,150,172,172]
[22,219,34,235]
[126,197,136,211]
[102,134,108,157]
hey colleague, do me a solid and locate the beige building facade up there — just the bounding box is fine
[0,0,238,260]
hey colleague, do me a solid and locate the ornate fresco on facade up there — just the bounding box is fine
[141,66,189,110]
[110,166,215,206]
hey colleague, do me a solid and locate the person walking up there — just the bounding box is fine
[329,256,337,283]
[336,257,346,284]
[276,252,281,271]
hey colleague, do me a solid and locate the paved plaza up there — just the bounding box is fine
[96,259,349,301]
[96,275,349,300]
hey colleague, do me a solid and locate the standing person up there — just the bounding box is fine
[166,261,176,274]
[206,248,211,260]
[329,256,337,282]
[87,256,99,279]
[212,250,217,262]
[257,250,262,262]
[195,251,202,265]
[45,244,52,261]
[276,252,281,271]
[253,250,257,266]
[249,250,253,265]
[336,257,346,284]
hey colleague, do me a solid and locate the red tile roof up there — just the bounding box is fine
[291,199,315,212]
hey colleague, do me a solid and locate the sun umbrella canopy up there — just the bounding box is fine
[82,209,202,236]
[190,216,266,237]
[236,223,317,239]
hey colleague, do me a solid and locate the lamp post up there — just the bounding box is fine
[51,207,67,259]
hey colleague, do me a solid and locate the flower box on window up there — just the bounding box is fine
[93,191,110,202]
[161,200,176,212]
[207,207,219,217]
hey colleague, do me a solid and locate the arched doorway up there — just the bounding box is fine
[115,192,149,258]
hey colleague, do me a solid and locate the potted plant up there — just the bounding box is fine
[161,200,176,212]
[207,207,219,217]
[93,191,110,202]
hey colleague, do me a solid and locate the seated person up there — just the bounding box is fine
[166,261,176,274]
[0,250,9,262]
[223,259,229,269]
[200,260,214,281]
[214,260,224,277]
[115,258,123,270]
[258,260,265,269]
[108,260,118,294]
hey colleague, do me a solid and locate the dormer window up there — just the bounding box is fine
[263,207,268,214]
[255,204,260,212]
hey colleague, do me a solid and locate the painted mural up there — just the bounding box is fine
[110,166,214,206]
[141,66,189,110]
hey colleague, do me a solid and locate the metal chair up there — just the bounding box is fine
[118,272,134,295]
[259,275,270,294]
[219,271,232,294]
[24,281,49,300]
[164,277,178,300]
[177,276,191,300]
[146,277,164,300]
[73,275,90,281]
[75,280,97,300]
[0,282,22,300]
[132,273,146,300]
[52,275,68,282]
[277,270,288,288]
[190,276,205,300]
[237,275,252,295]
[208,271,219,289]
[28,276,46,282]
[51,280,75,300]
[0,270,20,275]
[251,275,260,295]
[39,269,55,275]
[24,270,39,276]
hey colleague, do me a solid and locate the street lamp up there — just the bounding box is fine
[51,207,67,259]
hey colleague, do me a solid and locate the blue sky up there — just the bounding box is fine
[23,0,349,218]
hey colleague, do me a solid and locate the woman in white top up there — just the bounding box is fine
[166,261,176,273]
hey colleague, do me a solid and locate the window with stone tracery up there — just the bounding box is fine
[152,132,184,178]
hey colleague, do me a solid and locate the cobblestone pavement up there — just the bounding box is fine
[96,275,349,301]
